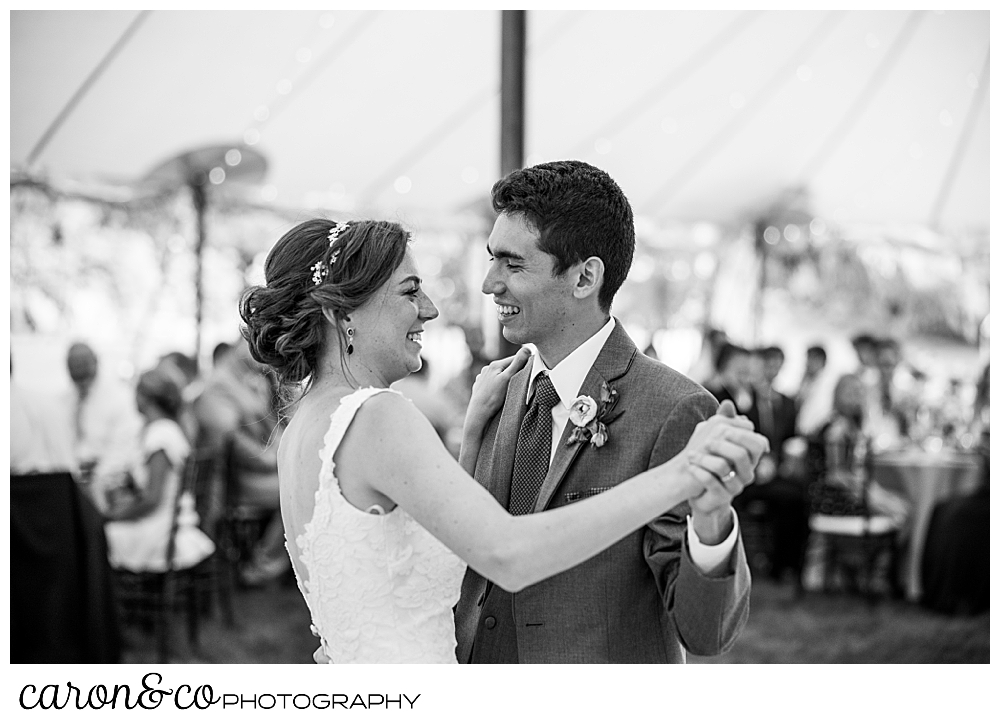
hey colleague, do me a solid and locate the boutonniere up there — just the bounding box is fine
[566,381,619,448]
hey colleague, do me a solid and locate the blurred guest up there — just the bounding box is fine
[689,327,729,388]
[56,342,142,500]
[810,374,910,528]
[754,346,798,474]
[155,350,200,441]
[851,332,881,412]
[104,369,214,572]
[740,346,808,584]
[212,341,234,370]
[705,342,755,416]
[11,357,76,474]
[868,337,908,446]
[442,324,492,412]
[972,363,990,440]
[795,344,837,436]
[193,338,288,586]
[920,362,989,615]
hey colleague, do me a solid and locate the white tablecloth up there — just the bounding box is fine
[872,449,982,601]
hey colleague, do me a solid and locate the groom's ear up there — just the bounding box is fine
[571,256,604,301]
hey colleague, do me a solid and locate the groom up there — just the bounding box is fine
[455,160,752,663]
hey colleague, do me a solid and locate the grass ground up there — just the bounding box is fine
[121,577,989,664]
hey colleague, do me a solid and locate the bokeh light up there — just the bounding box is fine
[224,149,242,167]
[693,251,716,279]
[394,176,412,194]
[763,226,781,244]
[243,128,261,145]
[209,167,226,184]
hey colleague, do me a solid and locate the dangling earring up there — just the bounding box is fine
[346,327,355,355]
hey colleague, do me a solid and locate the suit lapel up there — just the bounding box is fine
[532,320,637,513]
[483,362,531,509]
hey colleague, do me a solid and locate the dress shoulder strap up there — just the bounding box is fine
[317,387,403,491]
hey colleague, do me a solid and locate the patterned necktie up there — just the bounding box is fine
[509,373,561,516]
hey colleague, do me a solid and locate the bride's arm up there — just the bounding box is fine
[458,348,530,476]
[350,392,766,593]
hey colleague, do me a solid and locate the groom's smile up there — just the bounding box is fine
[482,213,578,361]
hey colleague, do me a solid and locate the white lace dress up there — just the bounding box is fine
[291,388,466,664]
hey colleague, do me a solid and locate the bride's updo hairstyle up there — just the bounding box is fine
[240,219,409,390]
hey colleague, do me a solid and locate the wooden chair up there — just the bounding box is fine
[213,436,271,613]
[112,454,214,661]
[806,436,902,603]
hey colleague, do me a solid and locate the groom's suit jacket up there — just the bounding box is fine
[454,321,751,663]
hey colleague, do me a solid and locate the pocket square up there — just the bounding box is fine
[565,487,613,502]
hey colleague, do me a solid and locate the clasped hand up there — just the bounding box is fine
[682,400,770,542]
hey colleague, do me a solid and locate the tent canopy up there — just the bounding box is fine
[11,9,990,232]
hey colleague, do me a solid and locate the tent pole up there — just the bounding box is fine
[492,10,526,359]
[190,180,207,372]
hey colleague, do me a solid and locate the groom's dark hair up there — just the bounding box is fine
[491,160,634,312]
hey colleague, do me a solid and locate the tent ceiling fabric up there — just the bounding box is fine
[11,9,989,230]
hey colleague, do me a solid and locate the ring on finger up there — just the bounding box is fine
[720,469,737,484]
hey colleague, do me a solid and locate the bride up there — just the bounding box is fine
[240,219,767,664]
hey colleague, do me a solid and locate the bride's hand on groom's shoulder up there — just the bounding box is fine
[466,347,532,427]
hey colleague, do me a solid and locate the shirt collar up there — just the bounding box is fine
[527,317,617,407]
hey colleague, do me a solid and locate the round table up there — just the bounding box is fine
[872,448,982,602]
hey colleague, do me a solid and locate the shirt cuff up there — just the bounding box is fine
[686,508,740,576]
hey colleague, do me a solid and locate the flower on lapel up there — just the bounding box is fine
[568,395,598,427]
[566,381,619,449]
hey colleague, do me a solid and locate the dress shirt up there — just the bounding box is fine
[10,382,76,474]
[525,317,739,573]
